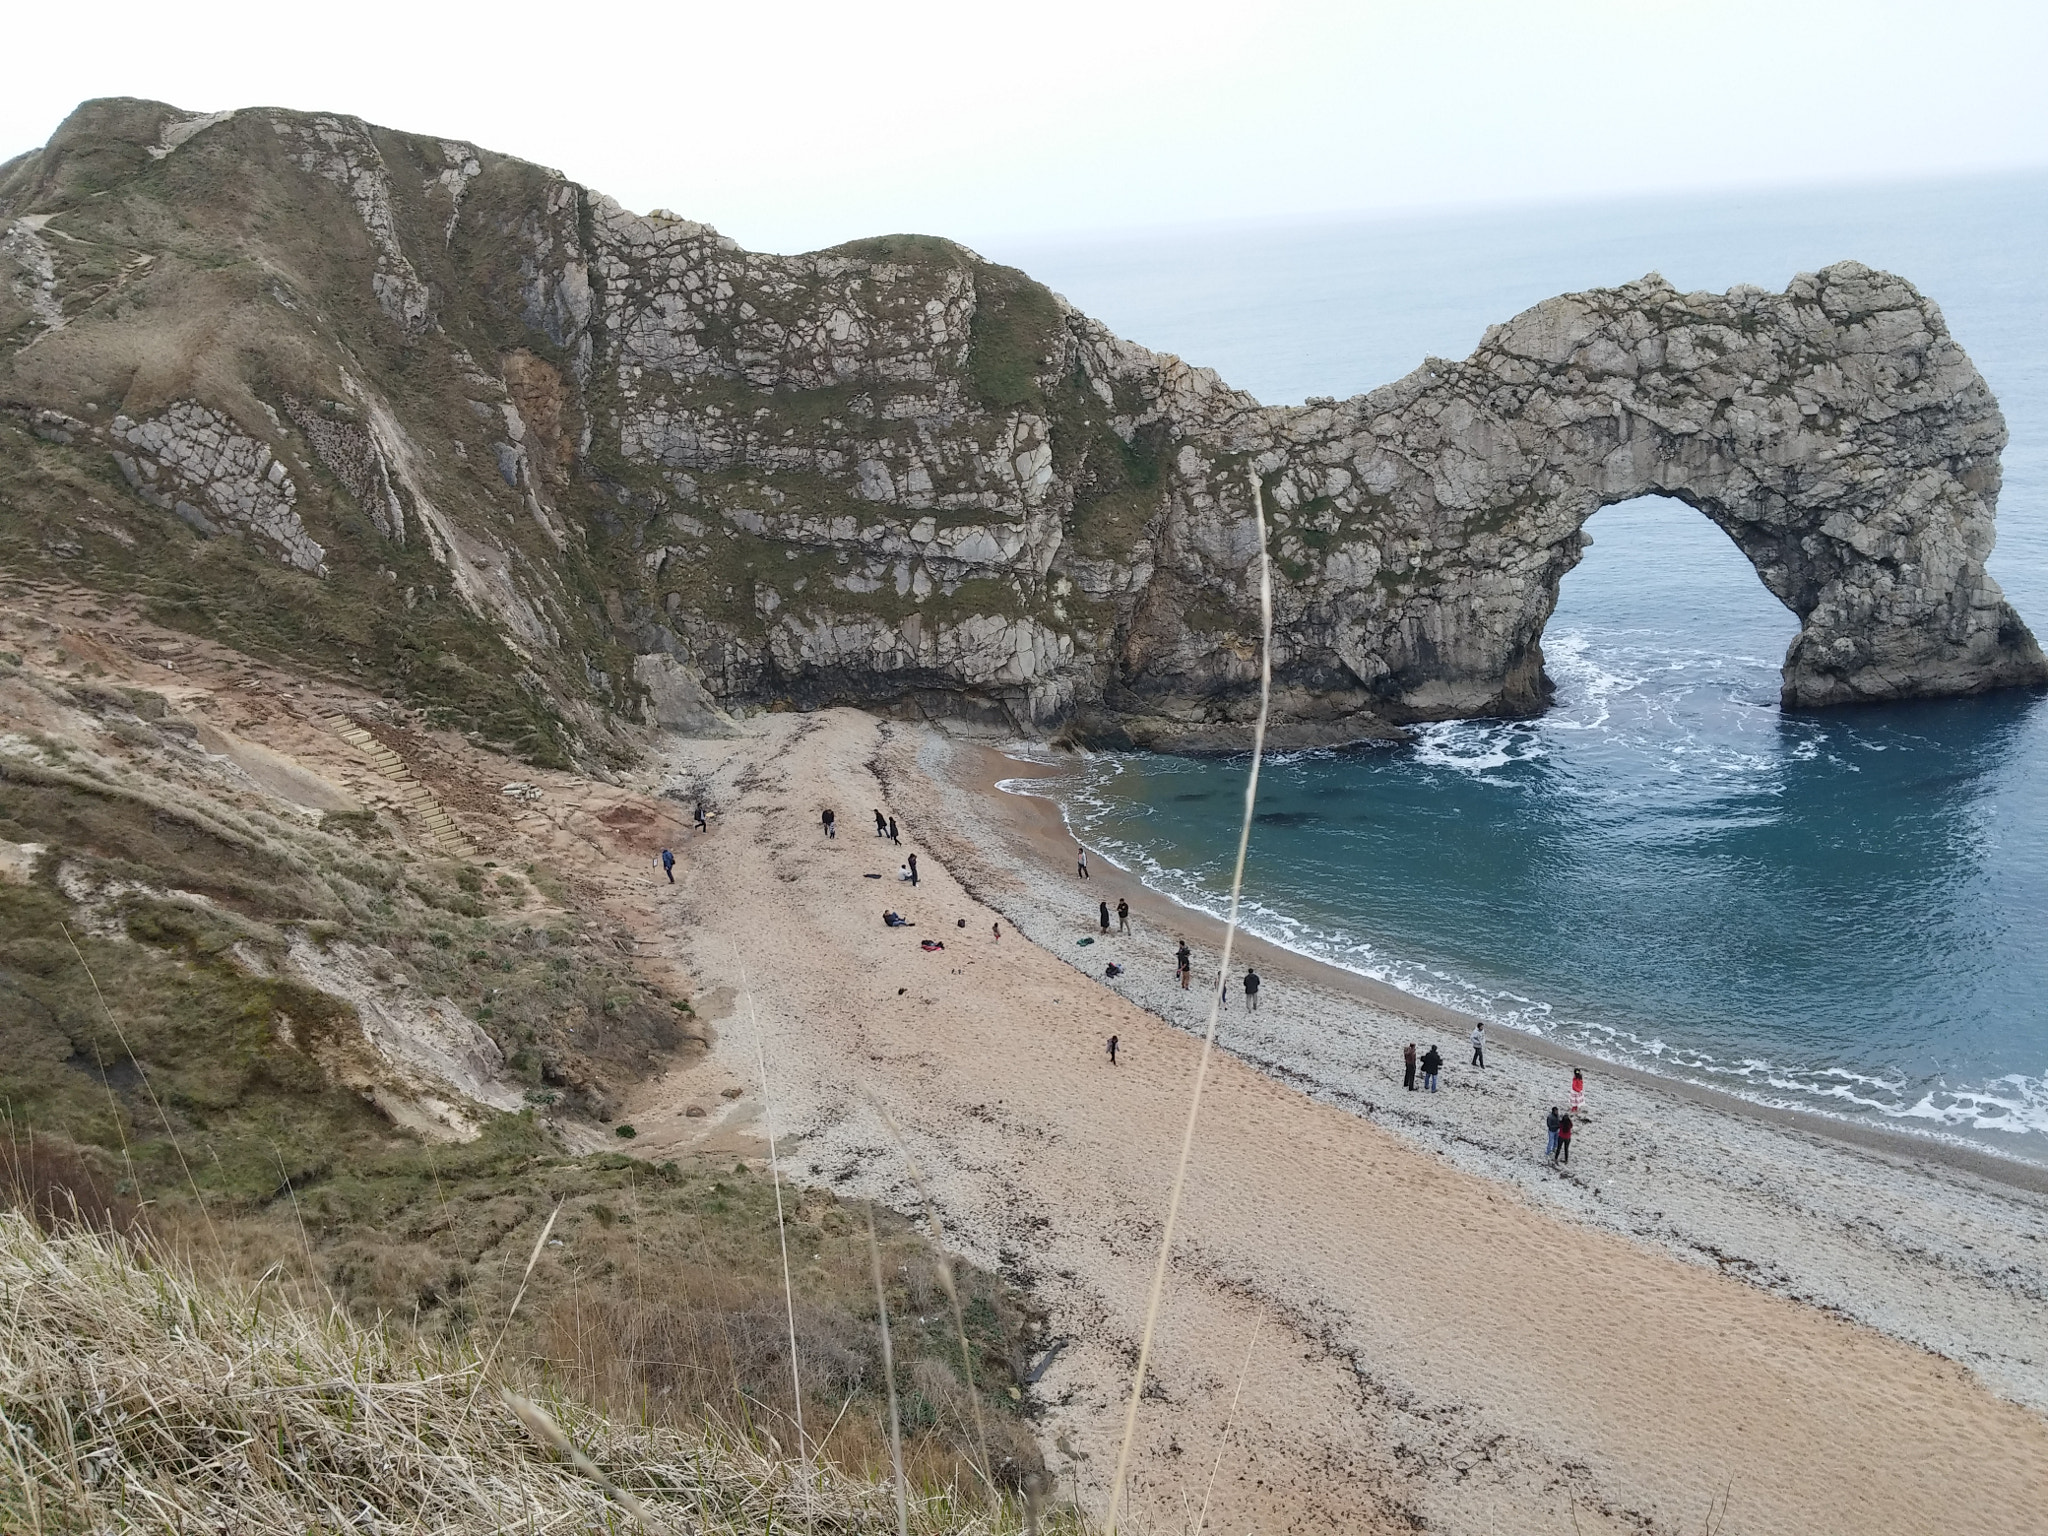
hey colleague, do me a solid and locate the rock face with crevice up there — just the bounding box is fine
[2,97,2039,757]
[1117,263,2045,737]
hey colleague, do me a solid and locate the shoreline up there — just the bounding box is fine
[614,708,2048,1533]
[900,724,2048,1423]
[964,741,2048,1197]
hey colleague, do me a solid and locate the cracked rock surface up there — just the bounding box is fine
[2,97,2039,757]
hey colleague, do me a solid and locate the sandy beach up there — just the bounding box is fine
[604,707,2048,1536]
[8,575,2039,1535]
[12,577,2042,1536]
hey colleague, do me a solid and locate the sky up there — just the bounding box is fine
[6,0,2047,256]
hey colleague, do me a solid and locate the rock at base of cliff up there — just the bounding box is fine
[634,653,736,738]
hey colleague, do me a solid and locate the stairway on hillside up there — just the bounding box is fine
[322,713,475,859]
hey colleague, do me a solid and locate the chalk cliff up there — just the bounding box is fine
[4,99,2040,755]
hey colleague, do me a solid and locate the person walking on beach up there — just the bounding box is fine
[874,808,887,837]
[1107,1034,1119,1066]
[1243,967,1261,1012]
[1176,940,1192,989]
[1570,1067,1585,1115]
[887,816,900,844]
[821,808,836,839]
[907,853,919,887]
[1420,1044,1443,1092]
[693,800,708,833]
[1470,1022,1485,1068]
[1545,1106,1560,1160]
[1116,897,1129,934]
[660,847,675,883]
[1553,1112,1574,1166]
[1077,846,1090,879]
[1403,1042,1417,1091]
[992,921,1001,942]
[1099,899,1110,933]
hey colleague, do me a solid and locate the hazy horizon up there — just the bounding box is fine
[8,1,2047,255]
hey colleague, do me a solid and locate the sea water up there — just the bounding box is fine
[989,173,2048,1161]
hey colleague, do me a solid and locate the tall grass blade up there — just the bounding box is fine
[1192,1319,1260,1535]
[60,922,216,1247]
[868,1096,996,1497]
[1105,474,1274,1534]
[498,1387,662,1528]
[735,943,810,1473]
[868,1205,911,1536]
[468,1198,561,1407]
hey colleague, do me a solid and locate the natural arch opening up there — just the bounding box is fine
[1544,495,1801,708]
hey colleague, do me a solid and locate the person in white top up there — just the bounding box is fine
[1470,1022,1486,1068]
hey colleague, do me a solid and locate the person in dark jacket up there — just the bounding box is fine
[907,852,919,886]
[1403,1042,1417,1091]
[1242,967,1261,1011]
[874,808,887,836]
[1553,1113,1574,1166]
[1176,941,1192,989]
[1420,1044,1443,1091]
[1545,1106,1561,1160]
[1116,898,1130,934]
[821,808,836,838]
[660,847,675,883]
[1107,1034,1119,1066]
[887,816,900,844]
[1099,900,1110,932]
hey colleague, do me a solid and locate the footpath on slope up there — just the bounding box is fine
[619,708,2048,1536]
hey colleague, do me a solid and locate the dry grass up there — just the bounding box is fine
[0,1211,1079,1535]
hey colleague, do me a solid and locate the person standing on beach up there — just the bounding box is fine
[1570,1068,1585,1115]
[1545,1106,1560,1160]
[1470,1022,1485,1068]
[1077,846,1090,879]
[1099,899,1110,933]
[992,921,1001,942]
[1176,941,1192,989]
[873,808,887,837]
[1420,1044,1443,1092]
[907,853,919,887]
[1243,967,1261,1012]
[1116,897,1130,934]
[660,847,675,883]
[694,800,708,833]
[1553,1112,1574,1166]
[1403,1042,1417,1091]
[821,808,836,839]
[1107,1034,1119,1066]
[887,816,900,844]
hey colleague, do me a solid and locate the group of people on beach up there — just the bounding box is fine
[1401,1026,1587,1165]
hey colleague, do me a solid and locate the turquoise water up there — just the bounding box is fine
[992,175,2048,1159]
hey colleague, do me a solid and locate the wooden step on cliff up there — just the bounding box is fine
[322,713,476,859]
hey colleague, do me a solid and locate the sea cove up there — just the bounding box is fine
[1003,174,2048,1163]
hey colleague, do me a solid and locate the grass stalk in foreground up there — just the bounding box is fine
[0,1210,1067,1534]
[869,1096,997,1498]
[869,1204,913,1536]
[736,944,811,1473]
[1105,475,1275,1534]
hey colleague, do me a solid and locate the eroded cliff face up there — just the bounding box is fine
[3,98,2040,755]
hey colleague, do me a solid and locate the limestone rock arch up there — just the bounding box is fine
[1209,263,2046,730]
